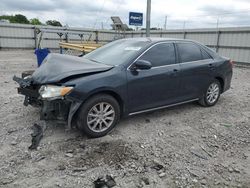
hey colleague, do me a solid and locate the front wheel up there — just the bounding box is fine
[76,94,120,138]
[199,80,221,107]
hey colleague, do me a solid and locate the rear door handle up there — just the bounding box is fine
[172,69,179,76]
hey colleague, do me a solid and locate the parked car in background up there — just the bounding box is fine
[14,38,233,138]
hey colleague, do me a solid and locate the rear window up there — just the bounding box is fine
[201,49,212,59]
[177,43,203,63]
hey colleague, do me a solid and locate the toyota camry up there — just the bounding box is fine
[14,38,233,138]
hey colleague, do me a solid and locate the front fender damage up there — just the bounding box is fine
[40,97,82,130]
[13,75,32,88]
[13,75,83,130]
[67,100,82,130]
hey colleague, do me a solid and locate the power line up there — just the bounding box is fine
[92,0,107,29]
[168,9,250,20]
[103,0,124,28]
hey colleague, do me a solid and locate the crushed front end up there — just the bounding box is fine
[13,53,113,129]
[13,75,75,124]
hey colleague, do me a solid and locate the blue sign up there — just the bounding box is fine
[129,12,143,26]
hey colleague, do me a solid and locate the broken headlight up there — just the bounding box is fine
[39,85,73,99]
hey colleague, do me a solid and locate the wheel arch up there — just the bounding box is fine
[215,76,224,93]
[72,89,124,123]
[88,90,124,116]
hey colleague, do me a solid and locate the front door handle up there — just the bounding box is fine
[208,63,215,70]
[173,69,179,72]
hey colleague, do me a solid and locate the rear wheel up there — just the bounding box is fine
[76,94,120,138]
[199,80,221,107]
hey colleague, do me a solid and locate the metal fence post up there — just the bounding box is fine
[95,30,99,43]
[183,31,187,39]
[34,27,37,49]
[216,30,221,52]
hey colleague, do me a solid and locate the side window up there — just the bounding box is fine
[201,49,212,60]
[177,43,203,63]
[139,43,176,67]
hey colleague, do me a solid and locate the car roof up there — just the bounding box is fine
[120,37,219,59]
[121,37,195,43]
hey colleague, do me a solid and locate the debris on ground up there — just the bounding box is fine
[151,160,164,171]
[57,164,66,171]
[65,153,74,158]
[94,175,116,188]
[72,167,88,172]
[220,123,233,128]
[0,177,14,185]
[189,147,208,160]
[10,140,18,146]
[140,177,150,185]
[34,155,46,162]
[200,145,213,157]
[28,123,45,150]
[159,172,166,178]
[7,128,18,134]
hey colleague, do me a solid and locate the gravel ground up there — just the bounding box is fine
[0,50,249,188]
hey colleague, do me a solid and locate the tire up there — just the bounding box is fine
[22,70,35,78]
[199,79,221,107]
[76,94,120,138]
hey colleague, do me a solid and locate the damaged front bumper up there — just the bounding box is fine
[41,99,71,121]
[14,76,81,129]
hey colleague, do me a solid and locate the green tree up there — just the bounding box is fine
[30,18,42,25]
[0,15,12,21]
[46,20,62,27]
[0,14,29,24]
[11,14,29,24]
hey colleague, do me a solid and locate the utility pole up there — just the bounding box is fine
[183,21,186,30]
[146,0,151,37]
[216,18,219,30]
[164,16,167,30]
[101,22,103,30]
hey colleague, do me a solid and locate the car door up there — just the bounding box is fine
[176,42,215,100]
[126,42,181,113]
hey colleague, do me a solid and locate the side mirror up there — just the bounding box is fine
[132,60,152,70]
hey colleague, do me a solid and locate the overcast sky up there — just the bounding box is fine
[1,0,250,29]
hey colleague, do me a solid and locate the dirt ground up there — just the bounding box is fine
[0,50,249,188]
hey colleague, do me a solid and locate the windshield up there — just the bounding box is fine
[84,39,150,65]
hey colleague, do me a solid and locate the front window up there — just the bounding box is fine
[139,43,176,67]
[84,39,150,65]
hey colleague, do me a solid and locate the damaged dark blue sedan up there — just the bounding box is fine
[14,38,233,138]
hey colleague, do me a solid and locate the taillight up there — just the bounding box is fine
[229,59,234,68]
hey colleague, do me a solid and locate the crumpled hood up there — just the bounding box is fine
[32,53,113,84]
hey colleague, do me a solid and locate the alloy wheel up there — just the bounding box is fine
[206,83,220,104]
[87,102,115,132]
